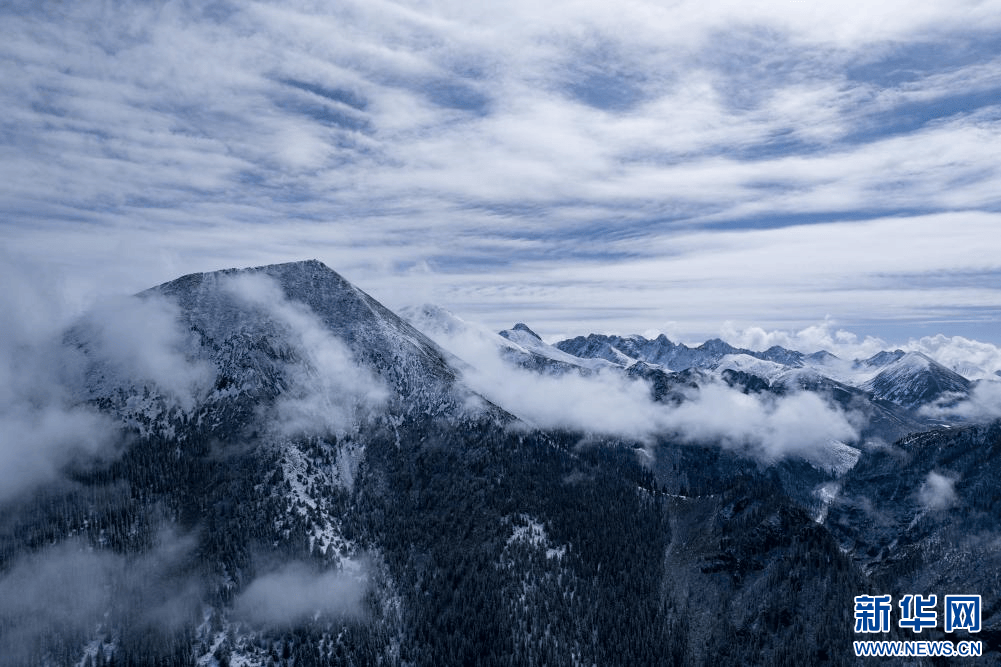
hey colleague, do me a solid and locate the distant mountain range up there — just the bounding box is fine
[1,260,998,666]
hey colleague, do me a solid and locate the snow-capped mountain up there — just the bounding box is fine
[400,304,614,376]
[551,330,989,420]
[148,260,480,418]
[497,323,617,373]
[554,333,809,373]
[861,351,972,410]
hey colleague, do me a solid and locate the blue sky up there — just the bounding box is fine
[2,0,1001,354]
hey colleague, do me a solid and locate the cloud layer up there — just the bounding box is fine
[0,255,216,502]
[0,531,200,666]
[416,310,859,463]
[1,0,1000,343]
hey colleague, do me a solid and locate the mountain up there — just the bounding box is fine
[554,332,808,373]
[856,349,907,370]
[2,260,998,666]
[861,351,972,410]
[148,260,477,416]
[825,422,1001,655]
[399,304,614,376]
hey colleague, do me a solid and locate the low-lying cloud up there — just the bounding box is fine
[918,471,959,511]
[0,258,219,502]
[73,293,215,411]
[661,383,858,462]
[234,561,368,627]
[921,379,1001,422]
[0,261,116,501]
[410,308,860,463]
[225,273,388,438]
[0,530,200,667]
[0,543,114,666]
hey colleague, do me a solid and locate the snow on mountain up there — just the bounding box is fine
[12,259,1001,666]
[714,354,789,382]
[401,304,614,375]
[497,323,618,373]
[399,303,524,364]
[808,440,861,476]
[148,261,470,417]
[856,349,907,369]
[861,351,972,410]
[555,333,807,374]
[67,259,522,449]
[758,345,805,367]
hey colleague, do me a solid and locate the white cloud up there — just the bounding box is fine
[660,383,858,462]
[0,258,119,501]
[918,471,959,511]
[0,255,220,501]
[74,294,215,411]
[1,0,1000,347]
[921,380,1001,422]
[721,320,1001,385]
[234,561,367,626]
[720,318,889,358]
[412,310,859,464]
[225,273,389,437]
[906,334,1001,380]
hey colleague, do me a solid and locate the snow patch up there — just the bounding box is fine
[505,514,567,560]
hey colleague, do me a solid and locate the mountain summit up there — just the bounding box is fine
[861,350,972,409]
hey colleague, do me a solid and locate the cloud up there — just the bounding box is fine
[0,530,200,666]
[918,471,958,511]
[660,383,859,462]
[0,258,120,501]
[0,254,219,501]
[1,0,1000,348]
[73,293,215,411]
[921,379,1001,422]
[225,272,388,437]
[0,405,117,503]
[0,543,116,666]
[233,561,368,627]
[720,318,889,359]
[411,309,859,464]
[721,319,1001,382]
[906,334,1001,380]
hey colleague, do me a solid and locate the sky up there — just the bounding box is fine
[2,0,1001,348]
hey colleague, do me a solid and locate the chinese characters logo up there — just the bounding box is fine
[854,594,981,634]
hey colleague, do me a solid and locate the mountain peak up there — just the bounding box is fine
[138,260,479,423]
[862,350,971,409]
[507,322,542,341]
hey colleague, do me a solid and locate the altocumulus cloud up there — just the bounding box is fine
[2,1,1001,343]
